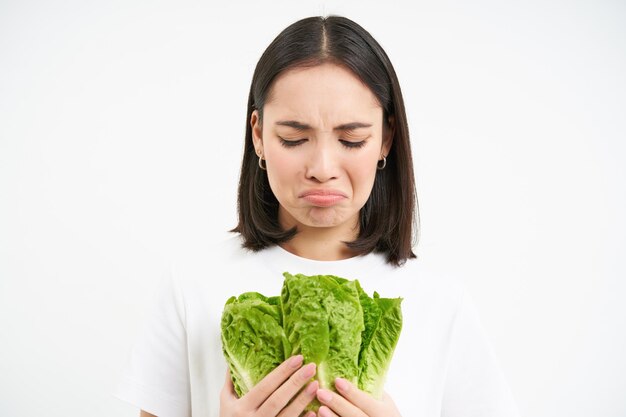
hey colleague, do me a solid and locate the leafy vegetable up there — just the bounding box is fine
[220,292,290,397]
[282,272,364,390]
[355,286,403,398]
[220,272,402,408]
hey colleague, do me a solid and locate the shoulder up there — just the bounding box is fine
[169,233,250,276]
[165,233,281,297]
[373,253,464,294]
[364,253,467,317]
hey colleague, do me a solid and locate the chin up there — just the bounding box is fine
[279,204,357,230]
[300,207,355,229]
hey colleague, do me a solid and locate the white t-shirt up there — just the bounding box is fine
[113,234,520,417]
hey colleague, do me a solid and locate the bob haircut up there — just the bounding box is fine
[231,15,419,267]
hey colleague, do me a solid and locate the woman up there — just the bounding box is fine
[114,15,519,417]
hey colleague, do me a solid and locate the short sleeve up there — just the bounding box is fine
[113,263,191,417]
[441,287,520,417]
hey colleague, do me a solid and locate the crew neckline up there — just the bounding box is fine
[222,233,390,278]
[276,242,368,262]
[262,241,388,275]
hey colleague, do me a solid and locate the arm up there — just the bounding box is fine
[140,411,157,417]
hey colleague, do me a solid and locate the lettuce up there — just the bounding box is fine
[220,272,402,407]
[220,292,290,398]
[355,284,404,398]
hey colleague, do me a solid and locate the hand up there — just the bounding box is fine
[315,378,402,417]
[220,354,319,417]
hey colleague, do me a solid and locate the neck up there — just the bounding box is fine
[278,215,360,261]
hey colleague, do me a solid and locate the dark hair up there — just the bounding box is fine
[230,15,419,267]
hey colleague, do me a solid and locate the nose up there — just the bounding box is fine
[305,141,338,183]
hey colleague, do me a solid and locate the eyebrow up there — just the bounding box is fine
[275,120,373,131]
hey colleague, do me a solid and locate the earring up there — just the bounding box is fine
[377,155,387,170]
[258,155,267,170]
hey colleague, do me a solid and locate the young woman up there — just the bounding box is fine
[114,15,519,417]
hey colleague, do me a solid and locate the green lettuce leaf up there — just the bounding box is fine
[356,289,403,398]
[220,292,291,397]
[281,272,364,411]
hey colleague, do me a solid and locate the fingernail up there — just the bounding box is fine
[302,362,316,378]
[289,355,303,368]
[335,377,349,392]
[305,380,318,394]
[318,406,332,417]
[317,388,333,403]
[305,412,316,417]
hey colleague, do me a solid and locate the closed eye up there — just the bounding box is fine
[278,137,307,147]
[340,140,366,149]
[279,137,366,149]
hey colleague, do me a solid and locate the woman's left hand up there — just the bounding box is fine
[315,378,402,417]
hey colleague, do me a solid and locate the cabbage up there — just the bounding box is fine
[220,272,402,407]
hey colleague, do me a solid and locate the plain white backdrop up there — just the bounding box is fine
[1,0,624,416]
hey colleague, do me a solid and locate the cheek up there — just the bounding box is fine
[346,158,378,196]
[266,152,302,196]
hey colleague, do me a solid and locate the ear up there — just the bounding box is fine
[382,114,395,157]
[250,109,264,156]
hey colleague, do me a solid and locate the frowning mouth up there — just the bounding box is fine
[299,189,347,207]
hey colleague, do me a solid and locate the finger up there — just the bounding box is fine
[244,355,304,409]
[257,362,316,416]
[316,388,367,417]
[332,377,382,416]
[276,380,318,417]
[220,369,237,403]
[317,405,339,417]
[332,377,381,414]
[382,391,398,407]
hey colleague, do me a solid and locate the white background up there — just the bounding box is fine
[1,1,624,416]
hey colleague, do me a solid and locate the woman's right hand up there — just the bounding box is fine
[220,355,319,417]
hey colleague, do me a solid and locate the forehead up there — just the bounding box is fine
[264,63,382,127]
